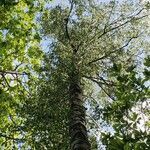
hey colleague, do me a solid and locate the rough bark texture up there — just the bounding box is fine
[69,71,91,150]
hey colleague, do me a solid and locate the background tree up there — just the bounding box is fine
[0,0,44,149]
[99,56,150,149]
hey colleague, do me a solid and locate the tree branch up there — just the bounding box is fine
[0,70,28,76]
[87,35,139,65]
[109,8,145,26]
[84,75,116,87]
[64,0,76,51]
[13,62,24,71]
[87,8,148,46]
[83,76,115,101]
[98,8,148,39]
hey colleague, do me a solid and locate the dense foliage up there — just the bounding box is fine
[0,0,149,149]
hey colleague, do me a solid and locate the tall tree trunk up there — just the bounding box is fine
[69,67,91,150]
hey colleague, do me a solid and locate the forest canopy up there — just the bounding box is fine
[0,0,149,149]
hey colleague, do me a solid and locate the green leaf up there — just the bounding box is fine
[124,143,130,150]
[143,69,150,78]
[144,56,150,67]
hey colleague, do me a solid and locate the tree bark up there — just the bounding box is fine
[69,69,91,150]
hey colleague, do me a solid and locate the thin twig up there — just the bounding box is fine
[86,114,101,129]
